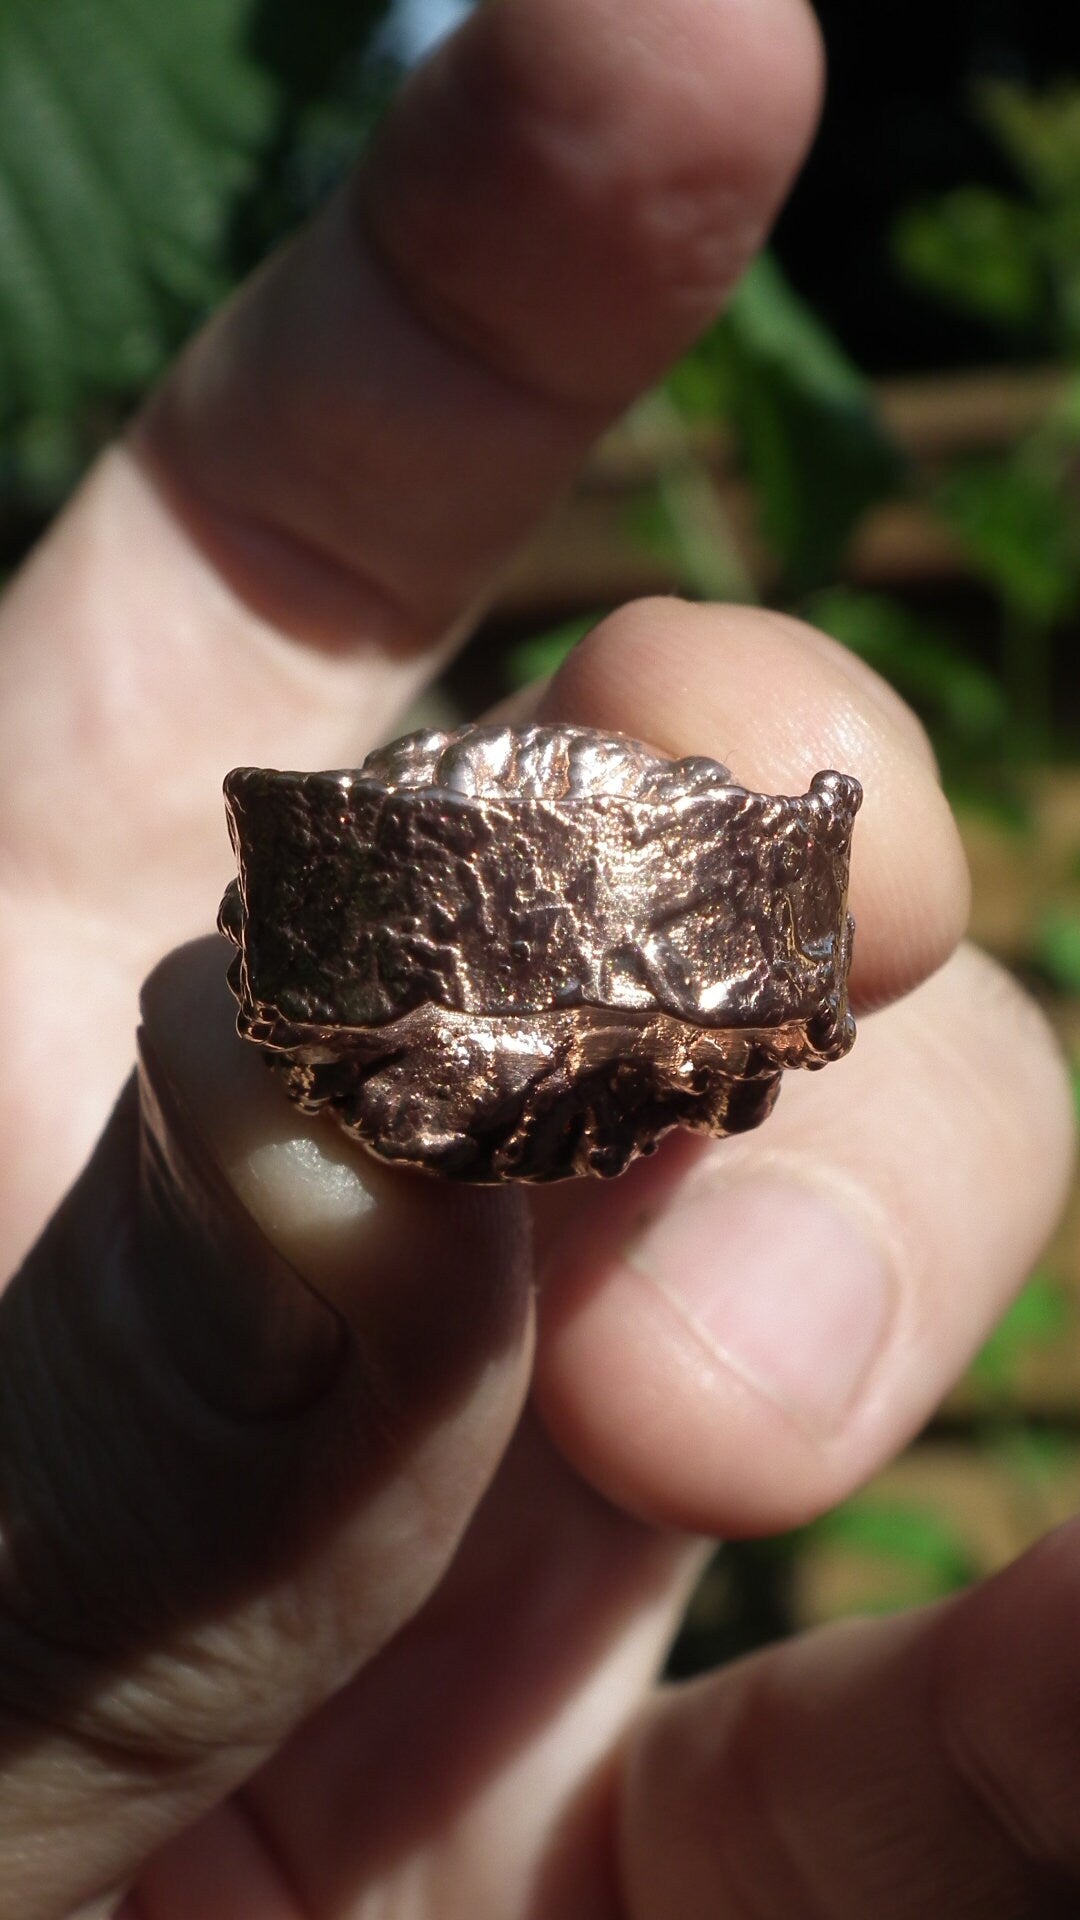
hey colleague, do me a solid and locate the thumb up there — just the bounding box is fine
[0,937,533,1919]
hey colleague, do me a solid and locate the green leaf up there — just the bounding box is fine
[1033,907,1080,992]
[664,324,736,422]
[982,1426,1079,1487]
[0,0,267,417]
[621,389,757,603]
[969,1268,1071,1397]
[805,587,1007,744]
[976,79,1080,208]
[894,83,1080,356]
[934,456,1080,625]
[671,255,903,593]
[0,0,390,463]
[810,1498,977,1605]
[893,188,1046,332]
[502,615,599,691]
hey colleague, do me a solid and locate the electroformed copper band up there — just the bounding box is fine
[219,723,861,1183]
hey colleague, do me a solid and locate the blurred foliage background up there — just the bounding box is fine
[6,0,1080,1667]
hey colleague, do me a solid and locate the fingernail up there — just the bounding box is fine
[626,1172,896,1436]
[137,1030,347,1418]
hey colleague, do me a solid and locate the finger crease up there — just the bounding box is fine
[357,188,614,428]
[928,1611,1080,1892]
[237,1788,319,1920]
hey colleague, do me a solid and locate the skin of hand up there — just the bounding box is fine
[0,0,1075,1916]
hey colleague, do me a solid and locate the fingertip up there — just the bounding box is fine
[850,731,970,1009]
[363,0,825,404]
[533,947,1074,1539]
[542,599,939,771]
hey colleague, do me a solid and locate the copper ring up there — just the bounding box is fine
[219,722,862,1183]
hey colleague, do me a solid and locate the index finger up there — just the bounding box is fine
[0,0,823,936]
[0,0,824,1255]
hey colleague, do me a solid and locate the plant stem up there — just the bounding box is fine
[627,391,759,604]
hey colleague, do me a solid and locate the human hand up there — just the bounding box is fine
[0,1,1074,1914]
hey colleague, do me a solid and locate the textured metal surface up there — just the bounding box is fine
[220,723,862,1182]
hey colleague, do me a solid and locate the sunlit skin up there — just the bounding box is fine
[0,1,1076,1916]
